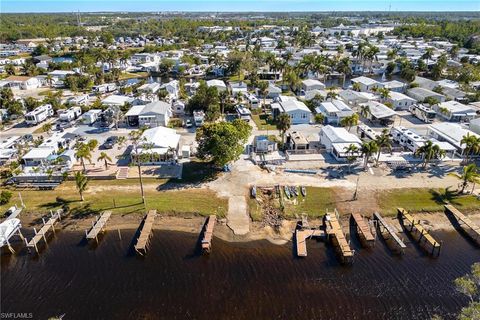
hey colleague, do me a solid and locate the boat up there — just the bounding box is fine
[284,186,291,199]
[301,186,307,197]
[291,186,298,197]
[251,185,257,198]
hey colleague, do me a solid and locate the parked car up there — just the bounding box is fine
[102,136,118,149]
[185,119,193,128]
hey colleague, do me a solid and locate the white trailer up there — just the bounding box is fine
[82,109,102,125]
[59,106,82,122]
[409,104,436,123]
[193,110,205,127]
[25,104,53,126]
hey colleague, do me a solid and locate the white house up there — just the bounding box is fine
[315,99,354,125]
[125,101,172,128]
[4,75,40,90]
[302,79,325,92]
[407,87,446,103]
[206,79,227,92]
[386,91,417,110]
[320,125,362,161]
[230,82,248,95]
[22,147,55,166]
[362,101,397,124]
[131,126,180,164]
[271,96,311,125]
[351,76,378,92]
[101,95,134,107]
[428,122,480,154]
[433,101,477,122]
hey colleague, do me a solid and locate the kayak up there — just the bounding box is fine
[301,186,307,197]
[284,186,291,199]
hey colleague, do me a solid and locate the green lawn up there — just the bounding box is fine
[119,72,149,80]
[377,188,480,215]
[251,113,278,131]
[283,187,337,218]
[0,179,228,219]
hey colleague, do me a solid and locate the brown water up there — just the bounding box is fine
[1,228,479,320]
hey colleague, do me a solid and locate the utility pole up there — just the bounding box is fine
[353,175,360,201]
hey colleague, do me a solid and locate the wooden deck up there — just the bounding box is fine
[351,213,375,246]
[324,212,354,264]
[201,215,216,254]
[295,229,325,257]
[134,210,157,256]
[398,208,441,256]
[25,211,61,253]
[85,211,112,243]
[445,205,480,242]
[373,212,406,252]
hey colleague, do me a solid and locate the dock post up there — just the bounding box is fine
[117,229,122,240]
[17,228,25,241]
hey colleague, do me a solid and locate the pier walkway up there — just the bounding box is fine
[134,210,157,256]
[445,205,480,242]
[351,213,375,247]
[201,215,216,254]
[85,211,112,243]
[398,208,441,256]
[25,210,61,253]
[324,210,354,264]
[373,212,406,252]
[295,229,325,257]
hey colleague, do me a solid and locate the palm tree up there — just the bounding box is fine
[45,74,54,88]
[415,140,446,169]
[460,134,480,164]
[326,88,338,101]
[258,81,269,114]
[129,129,147,204]
[339,113,359,132]
[448,164,480,194]
[219,90,230,116]
[422,48,434,68]
[336,57,351,89]
[74,171,89,201]
[117,136,127,150]
[378,88,391,101]
[97,152,112,170]
[344,143,360,172]
[276,113,291,144]
[375,129,392,166]
[360,105,371,119]
[352,82,361,92]
[75,143,92,172]
[361,141,379,170]
[42,122,52,134]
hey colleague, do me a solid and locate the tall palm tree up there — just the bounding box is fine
[336,57,351,89]
[361,141,379,170]
[448,163,480,194]
[75,143,92,172]
[415,140,446,169]
[74,171,89,201]
[461,134,480,164]
[378,88,391,101]
[375,129,392,166]
[258,81,269,114]
[97,152,112,170]
[129,129,147,204]
[276,113,291,144]
[422,48,434,68]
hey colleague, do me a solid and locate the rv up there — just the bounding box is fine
[409,104,436,123]
[82,109,102,125]
[59,106,82,122]
[92,83,117,94]
[25,104,54,126]
[390,126,426,152]
[193,110,205,127]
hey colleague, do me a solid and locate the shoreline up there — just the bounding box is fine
[17,210,480,245]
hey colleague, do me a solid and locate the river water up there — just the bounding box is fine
[1,228,478,320]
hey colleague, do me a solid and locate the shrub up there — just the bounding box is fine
[0,190,12,205]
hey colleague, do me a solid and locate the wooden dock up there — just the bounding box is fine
[398,208,441,256]
[201,215,216,254]
[25,210,61,253]
[134,210,157,256]
[324,211,354,264]
[85,211,112,243]
[351,213,375,247]
[295,228,325,257]
[373,212,406,253]
[445,205,480,242]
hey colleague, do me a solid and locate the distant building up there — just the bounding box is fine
[271,96,311,125]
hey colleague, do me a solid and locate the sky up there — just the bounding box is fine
[1,0,479,13]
